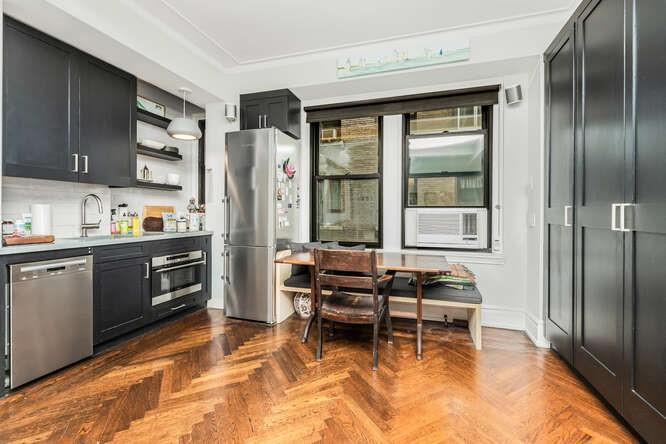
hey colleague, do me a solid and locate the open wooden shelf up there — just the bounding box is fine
[137,144,182,161]
[135,180,182,191]
[137,108,171,129]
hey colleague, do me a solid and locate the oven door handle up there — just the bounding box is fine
[155,260,206,273]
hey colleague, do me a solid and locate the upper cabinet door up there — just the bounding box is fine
[265,95,288,132]
[3,18,79,182]
[574,0,626,410]
[622,1,666,441]
[79,55,136,187]
[241,99,264,130]
[544,24,576,364]
[240,90,301,139]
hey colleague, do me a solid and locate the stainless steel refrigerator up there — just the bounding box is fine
[223,128,300,323]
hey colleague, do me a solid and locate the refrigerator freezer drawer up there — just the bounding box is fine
[224,245,275,323]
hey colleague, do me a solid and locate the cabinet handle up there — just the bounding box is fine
[81,155,89,174]
[258,115,262,128]
[564,205,573,227]
[144,262,150,279]
[264,115,268,128]
[170,303,187,311]
[71,154,79,173]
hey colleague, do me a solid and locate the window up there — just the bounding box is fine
[405,106,490,208]
[403,105,492,251]
[311,116,382,247]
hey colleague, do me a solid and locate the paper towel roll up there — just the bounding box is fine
[30,204,52,236]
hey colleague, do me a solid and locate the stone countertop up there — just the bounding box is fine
[0,231,215,256]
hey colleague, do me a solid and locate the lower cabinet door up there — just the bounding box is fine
[94,256,151,344]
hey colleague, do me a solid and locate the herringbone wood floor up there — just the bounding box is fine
[0,309,637,443]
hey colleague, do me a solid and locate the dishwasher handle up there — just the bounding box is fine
[20,259,87,273]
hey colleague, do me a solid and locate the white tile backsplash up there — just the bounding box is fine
[2,122,200,238]
[2,177,112,238]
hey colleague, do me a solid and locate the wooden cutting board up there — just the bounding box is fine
[3,235,55,246]
[142,205,175,220]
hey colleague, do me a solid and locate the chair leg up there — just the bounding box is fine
[316,312,323,361]
[385,307,394,344]
[372,320,379,370]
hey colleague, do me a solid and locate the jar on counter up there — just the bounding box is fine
[2,220,15,236]
[176,218,187,233]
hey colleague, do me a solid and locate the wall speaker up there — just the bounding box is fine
[224,103,238,121]
[505,84,523,105]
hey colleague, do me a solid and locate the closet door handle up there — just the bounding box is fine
[619,203,635,232]
[564,205,573,227]
[611,203,622,231]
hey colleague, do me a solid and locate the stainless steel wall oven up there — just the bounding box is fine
[151,250,206,307]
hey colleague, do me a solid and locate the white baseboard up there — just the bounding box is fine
[481,304,525,330]
[525,311,550,348]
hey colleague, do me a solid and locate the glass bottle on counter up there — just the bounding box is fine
[110,209,118,235]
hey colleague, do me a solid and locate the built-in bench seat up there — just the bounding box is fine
[276,250,482,349]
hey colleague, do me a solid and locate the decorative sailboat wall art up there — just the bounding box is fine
[336,38,470,78]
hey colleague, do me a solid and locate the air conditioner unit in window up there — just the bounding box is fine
[404,208,488,249]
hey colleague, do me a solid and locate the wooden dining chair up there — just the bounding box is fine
[313,248,395,370]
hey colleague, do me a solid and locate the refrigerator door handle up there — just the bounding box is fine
[223,249,230,284]
[222,196,230,242]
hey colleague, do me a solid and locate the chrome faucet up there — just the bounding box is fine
[81,194,103,237]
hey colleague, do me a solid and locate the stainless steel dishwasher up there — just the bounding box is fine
[9,255,93,388]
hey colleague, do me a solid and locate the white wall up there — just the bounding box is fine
[204,102,240,309]
[525,60,548,347]
[293,73,538,333]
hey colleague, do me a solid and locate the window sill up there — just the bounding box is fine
[380,248,505,265]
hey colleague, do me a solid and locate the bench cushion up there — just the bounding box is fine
[284,273,311,289]
[283,275,482,305]
[390,277,482,305]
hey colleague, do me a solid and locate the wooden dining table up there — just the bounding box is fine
[274,251,450,360]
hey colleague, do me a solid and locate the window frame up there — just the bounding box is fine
[401,105,493,250]
[310,117,384,248]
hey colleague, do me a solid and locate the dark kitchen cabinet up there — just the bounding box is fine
[3,17,79,182]
[2,16,136,187]
[240,89,301,139]
[545,0,666,440]
[94,255,151,344]
[544,23,575,365]
[79,55,136,187]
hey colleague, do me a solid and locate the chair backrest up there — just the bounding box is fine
[313,248,378,291]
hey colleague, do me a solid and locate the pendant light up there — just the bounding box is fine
[167,87,202,140]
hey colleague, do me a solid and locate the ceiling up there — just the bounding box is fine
[160,0,571,65]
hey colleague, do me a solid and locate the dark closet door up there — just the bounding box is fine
[544,25,576,364]
[621,1,666,440]
[79,55,136,187]
[2,18,79,182]
[574,0,626,410]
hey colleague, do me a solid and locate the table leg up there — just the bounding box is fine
[416,271,423,360]
[301,266,316,343]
